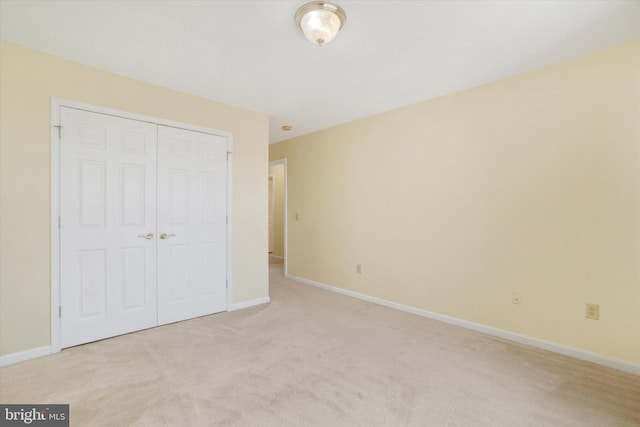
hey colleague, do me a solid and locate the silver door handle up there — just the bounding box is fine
[160,233,176,240]
[138,233,154,240]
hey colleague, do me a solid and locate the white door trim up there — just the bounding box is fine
[50,97,233,353]
[269,159,287,276]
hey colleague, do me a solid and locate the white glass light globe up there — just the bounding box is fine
[300,8,342,46]
[294,2,346,46]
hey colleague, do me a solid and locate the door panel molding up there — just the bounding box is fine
[51,97,233,352]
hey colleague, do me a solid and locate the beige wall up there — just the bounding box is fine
[0,41,269,356]
[269,163,285,258]
[270,42,640,364]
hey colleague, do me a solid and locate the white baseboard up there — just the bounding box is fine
[0,346,51,367]
[287,274,640,376]
[228,296,270,312]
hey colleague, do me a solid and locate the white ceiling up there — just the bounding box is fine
[1,1,639,143]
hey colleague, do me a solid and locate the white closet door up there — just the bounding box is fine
[156,126,228,325]
[60,107,158,348]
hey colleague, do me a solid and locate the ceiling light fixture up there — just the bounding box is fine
[295,1,346,47]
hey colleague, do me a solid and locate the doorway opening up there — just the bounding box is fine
[268,175,275,254]
[268,159,287,275]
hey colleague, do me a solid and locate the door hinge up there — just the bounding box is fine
[54,124,62,139]
[226,279,228,289]
[59,305,62,318]
[226,151,232,160]
[226,216,228,225]
[58,216,62,228]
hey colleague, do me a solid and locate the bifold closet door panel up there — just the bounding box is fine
[60,107,158,348]
[156,125,228,325]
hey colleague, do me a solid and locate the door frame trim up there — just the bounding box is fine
[50,97,233,353]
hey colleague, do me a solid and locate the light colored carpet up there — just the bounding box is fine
[268,255,284,265]
[1,263,638,426]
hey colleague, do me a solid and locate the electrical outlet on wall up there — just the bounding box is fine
[586,303,599,320]
[512,292,522,304]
